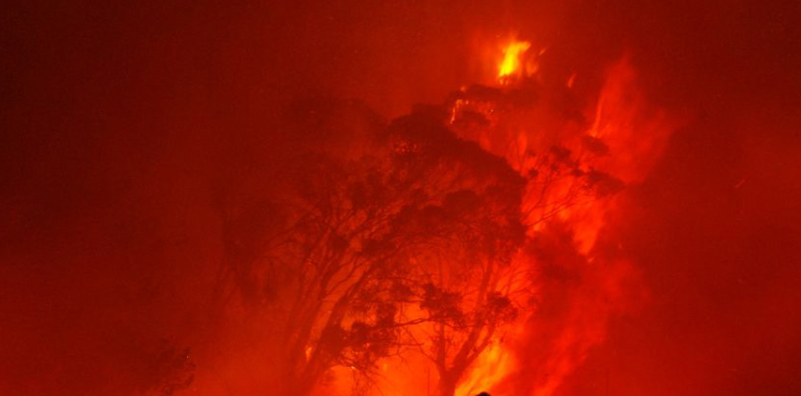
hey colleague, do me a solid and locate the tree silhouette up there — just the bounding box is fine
[389,108,527,396]
[404,79,624,396]
[213,100,529,396]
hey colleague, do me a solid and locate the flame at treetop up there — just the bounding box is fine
[435,38,675,396]
[202,33,676,396]
[370,39,672,396]
[498,39,532,80]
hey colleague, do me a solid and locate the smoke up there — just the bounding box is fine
[2,0,800,396]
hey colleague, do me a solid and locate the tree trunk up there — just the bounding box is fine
[438,371,458,396]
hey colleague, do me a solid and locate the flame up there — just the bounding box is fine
[201,36,678,396]
[442,44,675,396]
[455,342,515,396]
[498,40,531,80]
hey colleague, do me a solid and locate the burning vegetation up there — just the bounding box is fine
[204,38,674,396]
[4,2,800,396]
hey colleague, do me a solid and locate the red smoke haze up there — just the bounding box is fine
[1,1,800,396]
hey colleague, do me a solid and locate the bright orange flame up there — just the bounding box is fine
[292,39,675,396]
[443,48,675,396]
[498,40,531,79]
[455,342,514,396]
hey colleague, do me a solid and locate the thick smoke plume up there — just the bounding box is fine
[2,1,800,396]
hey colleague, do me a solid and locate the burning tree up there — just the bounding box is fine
[390,108,528,396]
[210,38,666,396]
[213,99,528,396]
[398,42,628,396]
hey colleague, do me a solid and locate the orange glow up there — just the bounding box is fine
[440,43,675,396]
[566,72,577,88]
[455,342,515,396]
[498,40,531,80]
[199,34,676,396]
[7,1,794,395]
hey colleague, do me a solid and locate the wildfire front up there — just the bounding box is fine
[4,2,799,396]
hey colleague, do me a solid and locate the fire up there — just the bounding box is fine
[455,342,514,396]
[441,40,675,396]
[498,39,531,80]
[205,34,675,396]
